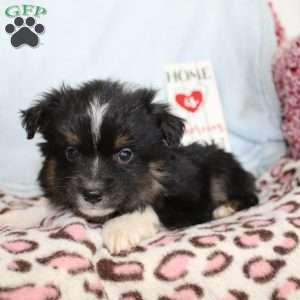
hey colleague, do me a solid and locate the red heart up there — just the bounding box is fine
[175,90,203,113]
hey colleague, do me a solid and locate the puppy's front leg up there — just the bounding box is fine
[102,206,160,254]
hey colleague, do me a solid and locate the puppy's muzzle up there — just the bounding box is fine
[82,188,103,204]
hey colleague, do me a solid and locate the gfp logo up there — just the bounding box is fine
[4,5,46,48]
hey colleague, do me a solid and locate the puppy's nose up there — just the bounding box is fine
[82,189,102,204]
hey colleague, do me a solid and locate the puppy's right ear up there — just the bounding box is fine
[21,102,46,139]
[20,89,63,139]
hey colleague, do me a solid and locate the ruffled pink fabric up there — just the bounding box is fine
[268,1,286,46]
[273,36,300,159]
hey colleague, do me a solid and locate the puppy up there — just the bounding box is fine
[21,80,258,254]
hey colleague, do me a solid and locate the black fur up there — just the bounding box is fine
[21,79,258,229]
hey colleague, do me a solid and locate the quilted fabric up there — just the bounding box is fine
[1,157,300,300]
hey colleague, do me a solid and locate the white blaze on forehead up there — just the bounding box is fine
[88,100,109,143]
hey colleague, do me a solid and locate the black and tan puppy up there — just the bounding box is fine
[21,80,258,253]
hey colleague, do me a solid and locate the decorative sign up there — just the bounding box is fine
[165,61,231,151]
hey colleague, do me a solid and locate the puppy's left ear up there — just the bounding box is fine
[139,88,185,147]
[152,103,185,146]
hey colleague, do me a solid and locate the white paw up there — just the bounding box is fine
[213,204,236,219]
[102,206,159,254]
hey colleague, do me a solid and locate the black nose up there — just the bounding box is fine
[82,189,102,204]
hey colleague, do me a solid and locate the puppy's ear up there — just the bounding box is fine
[138,88,185,146]
[20,88,63,139]
[152,103,185,147]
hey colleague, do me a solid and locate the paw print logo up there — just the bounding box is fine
[5,17,45,48]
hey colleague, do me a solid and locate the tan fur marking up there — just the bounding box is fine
[211,177,227,205]
[46,159,57,192]
[211,177,241,219]
[136,178,163,205]
[149,177,164,199]
[144,161,167,203]
[114,135,130,149]
[62,131,79,143]
[149,161,166,181]
[129,161,167,208]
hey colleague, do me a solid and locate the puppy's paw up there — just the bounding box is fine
[102,206,159,254]
[213,204,236,219]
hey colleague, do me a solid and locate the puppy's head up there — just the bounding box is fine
[21,80,184,221]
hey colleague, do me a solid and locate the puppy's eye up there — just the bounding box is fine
[116,148,133,164]
[65,146,80,162]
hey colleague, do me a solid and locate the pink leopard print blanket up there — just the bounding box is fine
[0,157,300,300]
